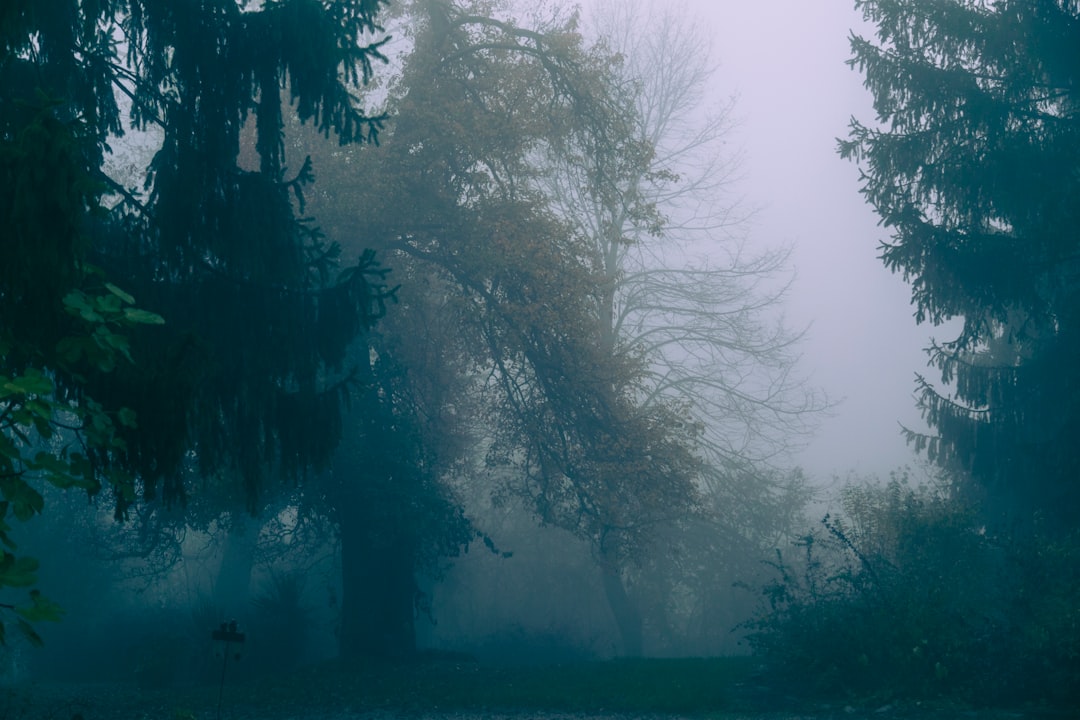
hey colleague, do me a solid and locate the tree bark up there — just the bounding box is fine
[336,473,418,660]
[601,565,643,656]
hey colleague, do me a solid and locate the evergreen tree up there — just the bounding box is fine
[2,1,173,640]
[104,0,394,506]
[841,0,1080,529]
[1,0,392,636]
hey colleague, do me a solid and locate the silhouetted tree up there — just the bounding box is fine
[96,0,394,506]
[1,2,168,642]
[314,0,706,657]
[841,0,1080,530]
[538,0,822,653]
[1,0,393,639]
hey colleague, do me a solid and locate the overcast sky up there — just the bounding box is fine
[674,0,943,483]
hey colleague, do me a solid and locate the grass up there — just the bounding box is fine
[10,655,1063,719]
[222,655,757,717]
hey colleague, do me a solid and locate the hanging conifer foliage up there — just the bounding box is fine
[841,0,1080,528]
[2,0,394,512]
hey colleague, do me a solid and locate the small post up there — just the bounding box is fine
[211,620,245,720]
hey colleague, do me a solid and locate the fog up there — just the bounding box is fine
[6,0,924,675]
[691,0,938,481]
[3,0,1075,715]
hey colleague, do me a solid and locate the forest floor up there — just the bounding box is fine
[2,657,1065,720]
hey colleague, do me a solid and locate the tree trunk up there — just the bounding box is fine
[334,342,423,661]
[601,565,643,656]
[337,475,418,660]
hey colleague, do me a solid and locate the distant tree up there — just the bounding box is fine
[575,0,822,465]
[841,0,1080,529]
[433,0,678,657]
[1,0,394,640]
[525,0,823,652]
[297,0,710,657]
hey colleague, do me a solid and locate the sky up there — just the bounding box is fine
[677,0,944,483]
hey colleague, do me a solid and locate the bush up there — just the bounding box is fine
[743,473,1080,707]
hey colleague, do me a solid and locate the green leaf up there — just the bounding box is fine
[104,282,136,304]
[65,293,105,323]
[32,451,65,472]
[3,479,45,521]
[118,407,138,429]
[9,406,33,426]
[0,510,15,551]
[31,452,85,489]
[25,398,52,420]
[0,553,39,588]
[96,292,123,314]
[15,618,44,647]
[123,307,165,325]
[3,369,54,396]
[99,329,132,357]
[78,305,104,323]
[15,589,64,623]
[62,289,92,314]
[31,413,53,439]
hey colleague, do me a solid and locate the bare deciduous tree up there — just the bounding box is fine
[530,0,826,653]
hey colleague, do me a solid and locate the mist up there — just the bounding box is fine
[2,0,1077,717]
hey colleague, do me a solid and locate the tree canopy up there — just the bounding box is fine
[293,0,822,656]
[841,0,1080,529]
[1,0,394,640]
[4,0,823,658]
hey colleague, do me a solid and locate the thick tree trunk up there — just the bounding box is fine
[601,565,643,656]
[334,342,424,661]
[337,479,418,660]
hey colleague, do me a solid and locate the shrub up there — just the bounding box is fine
[743,473,1080,707]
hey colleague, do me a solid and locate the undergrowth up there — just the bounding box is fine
[742,474,1080,709]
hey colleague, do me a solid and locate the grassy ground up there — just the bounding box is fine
[3,656,1065,720]
[219,656,754,717]
[6,656,754,719]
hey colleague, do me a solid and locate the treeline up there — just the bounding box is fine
[1,0,814,671]
[1,0,1077,709]
[745,0,1080,708]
